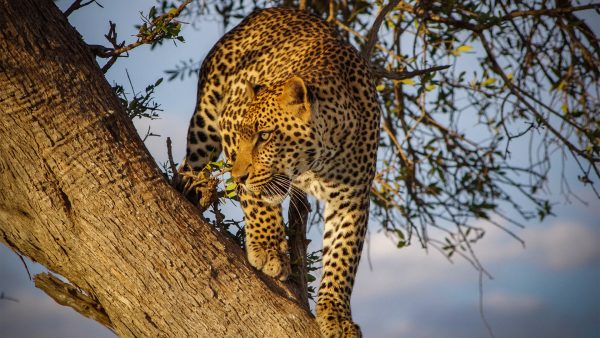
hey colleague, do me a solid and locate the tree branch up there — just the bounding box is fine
[34,273,114,330]
[111,0,191,56]
[476,3,600,31]
[63,0,100,17]
[0,1,321,336]
[477,31,599,163]
[361,0,401,59]
[89,0,192,73]
[166,136,179,185]
[373,65,451,81]
[287,191,311,311]
[394,1,600,32]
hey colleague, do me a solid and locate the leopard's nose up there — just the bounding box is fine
[235,173,249,184]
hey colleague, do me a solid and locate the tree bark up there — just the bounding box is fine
[0,0,320,337]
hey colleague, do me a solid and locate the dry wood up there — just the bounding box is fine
[0,0,321,336]
[34,273,114,330]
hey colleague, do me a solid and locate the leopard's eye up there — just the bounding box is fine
[257,131,271,143]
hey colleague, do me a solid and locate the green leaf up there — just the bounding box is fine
[457,45,473,52]
[451,45,473,56]
[399,78,415,85]
[481,77,496,87]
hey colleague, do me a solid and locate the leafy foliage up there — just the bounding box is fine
[112,72,163,143]
[113,75,163,121]
[136,5,186,49]
[304,249,322,301]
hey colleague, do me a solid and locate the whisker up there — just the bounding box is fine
[263,179,287,204]
[284,184,308,218]
[289,185,310,211]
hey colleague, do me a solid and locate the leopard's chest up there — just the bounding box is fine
[293,171,327,200]
[292,170,351,202]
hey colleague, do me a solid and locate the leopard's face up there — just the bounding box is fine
[231,77,321,203]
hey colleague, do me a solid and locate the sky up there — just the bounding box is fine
[1,1,599,338]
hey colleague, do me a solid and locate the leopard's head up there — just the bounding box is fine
[231,76,322,203]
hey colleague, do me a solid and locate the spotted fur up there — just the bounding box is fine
[185,7,380,337]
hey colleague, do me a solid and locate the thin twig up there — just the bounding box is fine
[479,270,496,338]
[373,65,451,81]
[99,21,124,73]
[166,137,179,184]
[0,292,19,303]
[393,2,600,32]
[478,31,598,163]
[17,253,31,280]
[64,0,101,17]
[475,3,600,31]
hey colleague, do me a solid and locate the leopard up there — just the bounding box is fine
[184,7,380,338]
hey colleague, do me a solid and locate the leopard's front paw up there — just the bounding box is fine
[317,305,361,338]
[247,241,290,281]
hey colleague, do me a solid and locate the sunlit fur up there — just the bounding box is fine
[184,8,380,338]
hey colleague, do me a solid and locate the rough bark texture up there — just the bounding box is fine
[0,0,321,337]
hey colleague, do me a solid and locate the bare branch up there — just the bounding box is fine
[361,0,401,59]
[394,2,600,32]
[34,273,114,330]
[335,19,404,64]
[166,137,179,185]
[0,291,19,303]
[287,191,311,311]
[16,253,32,280]
[64,0,101,17]
[478,31,599,163]
[373,65,451,81]
[476,3,600,31]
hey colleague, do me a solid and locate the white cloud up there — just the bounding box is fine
[475,221,600,270]
[524,222,600,270]
[351,221,600,323]
[354,231,477,298]
[350,223,599,338]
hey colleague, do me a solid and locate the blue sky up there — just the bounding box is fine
[1,2,599,337]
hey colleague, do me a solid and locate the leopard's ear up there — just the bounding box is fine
[278,76,318,122]
[243,80,262,102]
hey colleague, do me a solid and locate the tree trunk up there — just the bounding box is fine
[0,0,320,337]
